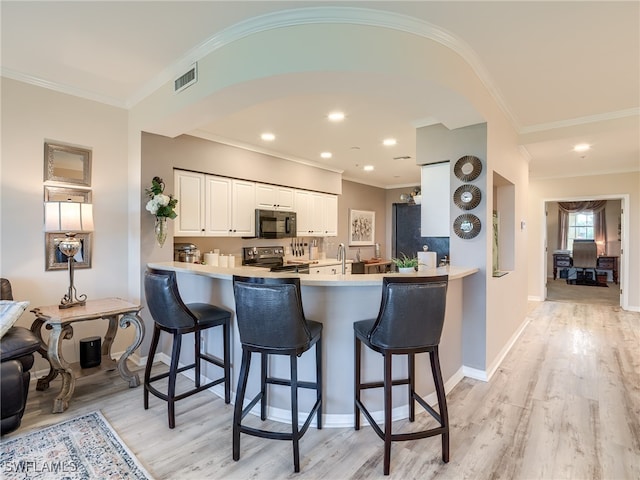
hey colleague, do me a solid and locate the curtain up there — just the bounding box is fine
[557,201,607,251]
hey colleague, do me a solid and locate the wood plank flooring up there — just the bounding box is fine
[12,300,640,479]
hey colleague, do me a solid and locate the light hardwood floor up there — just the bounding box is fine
[13,300,640,479]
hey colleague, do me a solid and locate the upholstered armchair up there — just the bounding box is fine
[1,278,41,435]
[572,240,598,284]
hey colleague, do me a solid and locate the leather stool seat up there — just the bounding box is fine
[144,268,231,428]
[354,275,450,475]
[232,275,322,473]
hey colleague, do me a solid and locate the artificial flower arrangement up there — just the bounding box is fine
[145,176,178,219]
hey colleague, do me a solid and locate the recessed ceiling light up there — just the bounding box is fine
[363,165,374,172]
[573,143,590,152]
[321,152,332,159]
[261,133,275,141]
[383,138,397,146]
[328,112,345,122]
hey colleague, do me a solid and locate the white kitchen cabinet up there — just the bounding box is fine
[295,190,338,237]
[231,179,256,236]
[206,176,255,237]
[174,170,255,237]
[204,175,231,236]
[322,194,338,236]
[294,190,312,235]
[174,170,205,236]
[309,263,351,275]
[255,183,295,211]
[421,162,450,237]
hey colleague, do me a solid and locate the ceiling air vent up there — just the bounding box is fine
[174,63,197,93]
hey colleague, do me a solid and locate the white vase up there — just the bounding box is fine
[398,267,415,274]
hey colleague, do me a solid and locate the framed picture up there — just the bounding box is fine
[349,209,375,246]
[44,186,92,203]
[44,141,92,187]
[45,232,92,271]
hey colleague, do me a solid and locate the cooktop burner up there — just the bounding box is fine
[242,246,285,267]
[242,246,309,273]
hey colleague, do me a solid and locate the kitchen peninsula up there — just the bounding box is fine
[147,261,478,427]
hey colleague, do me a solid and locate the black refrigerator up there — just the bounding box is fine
[392,203,449,265]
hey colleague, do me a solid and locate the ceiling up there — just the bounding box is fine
[2,1,638,188]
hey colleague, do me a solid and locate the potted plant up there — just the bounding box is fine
[392,253,419,273]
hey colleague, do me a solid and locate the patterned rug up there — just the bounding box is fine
[0,411,153,479]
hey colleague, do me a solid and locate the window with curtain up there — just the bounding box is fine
[567,211,594,251]
[557,200,607,253]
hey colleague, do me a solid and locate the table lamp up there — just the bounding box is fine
[44,201,94,309]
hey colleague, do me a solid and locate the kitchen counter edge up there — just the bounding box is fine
[147,262,479,286]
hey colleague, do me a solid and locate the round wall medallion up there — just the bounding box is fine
[453,214,481,239]
[454,155,482,182]
[453,184,481,210]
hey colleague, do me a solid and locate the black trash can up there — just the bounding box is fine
[80,336,101,368]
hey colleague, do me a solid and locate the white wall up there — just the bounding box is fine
[1,78,131,366]
[529,173,639,311]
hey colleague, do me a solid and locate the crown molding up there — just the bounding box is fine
[1,68,126,109]
[520,108,640,134]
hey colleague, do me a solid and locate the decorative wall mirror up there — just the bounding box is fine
[44,186,92,203]
[44,142,92,186]
[45,232,92,271]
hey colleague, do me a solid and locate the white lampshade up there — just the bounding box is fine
[44,202,94,232]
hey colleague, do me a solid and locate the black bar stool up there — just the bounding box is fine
[232,275,322,473]
[354,275,449,475]
[144,268,231,428]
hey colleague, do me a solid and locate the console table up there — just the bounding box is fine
[553,254,619,284]
[30,298,145,413]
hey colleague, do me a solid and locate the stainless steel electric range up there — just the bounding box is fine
[242,246,310,274]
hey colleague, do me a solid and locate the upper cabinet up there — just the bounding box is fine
[323,194,338,236]
[255,183,295,211]
[174,170,205,236]
[174,170,255,237]
[205,176,255,237]
[421,162,451,237]
[175,169,336,238]
[295,190,337,236]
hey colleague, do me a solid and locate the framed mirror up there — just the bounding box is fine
[44,186,92,203]
[45,232,92,271]
[44,142,92,186]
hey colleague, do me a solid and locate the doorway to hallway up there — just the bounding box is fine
[544,197,624,307]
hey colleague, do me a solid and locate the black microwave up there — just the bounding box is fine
[255,209,297,239]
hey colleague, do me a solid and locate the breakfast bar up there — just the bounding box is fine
[147,262,478,427]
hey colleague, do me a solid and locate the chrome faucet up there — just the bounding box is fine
[337,243,346,274]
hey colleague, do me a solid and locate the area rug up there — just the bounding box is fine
[566,279,608,287]
[0,411,153,479]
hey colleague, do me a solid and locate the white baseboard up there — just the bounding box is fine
[485,317,530,381]
[461,366,488,382]
[172,359,466,429]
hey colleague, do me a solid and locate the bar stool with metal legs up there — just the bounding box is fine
[354,275,449,475]
[143,268,231,428]
[232,275,322,473]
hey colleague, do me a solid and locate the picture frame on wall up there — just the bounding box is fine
[349,209,375,246]
[45,232,92,271]
[44,142,92,187]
